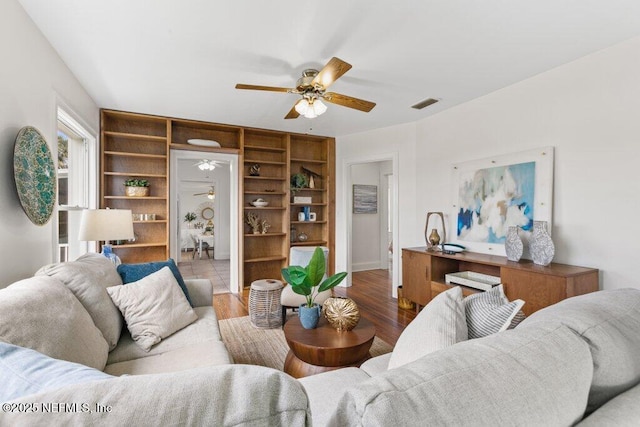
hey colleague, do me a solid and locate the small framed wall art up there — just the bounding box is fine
[353,184,378,214]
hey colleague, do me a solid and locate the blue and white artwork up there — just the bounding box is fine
[457,161,535,243]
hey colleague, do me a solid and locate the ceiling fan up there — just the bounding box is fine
[235,57,376,119]
[193,159,222,171]
[194,186,215,200]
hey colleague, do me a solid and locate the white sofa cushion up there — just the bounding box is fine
[107,306,222,364]
[107,267,198,352]
[104,340,232,376]
[388,286,467,369]
[36,253,124,350]
[0,276,109,370]
[299,367,372,427]
[577,383,640,426]
[330,324,593,426]
[520,288,640,413]
[0,342,112,402]
[2,365,311,426]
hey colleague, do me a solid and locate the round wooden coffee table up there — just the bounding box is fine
[283,315,375,378]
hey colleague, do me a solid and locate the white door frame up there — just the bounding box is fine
[341,151,400,297]
[170,150,239,294]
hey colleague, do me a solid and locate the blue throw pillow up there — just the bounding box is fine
[0,342,113,402]
[117,259,193,306]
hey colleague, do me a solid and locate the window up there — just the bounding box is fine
[56,108,97,262]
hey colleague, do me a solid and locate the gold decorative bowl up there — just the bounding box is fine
[322,297,360,332]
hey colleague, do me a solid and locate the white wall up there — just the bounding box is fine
[0,0,98,288]
[414,36,640,290]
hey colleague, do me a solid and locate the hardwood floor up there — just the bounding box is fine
[213,269,415,346]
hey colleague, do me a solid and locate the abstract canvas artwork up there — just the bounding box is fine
[353,185,377,214]
[450,147,554,256]
[457,161,535,243]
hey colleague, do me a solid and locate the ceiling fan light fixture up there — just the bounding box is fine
[207,192,215,200]
[294,98,309,115]
[197,160,216,171]
[313,98,327,115]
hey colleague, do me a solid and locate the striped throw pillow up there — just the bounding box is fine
[465,285,525,339]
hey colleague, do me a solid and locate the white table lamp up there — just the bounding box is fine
[79,209,134,264]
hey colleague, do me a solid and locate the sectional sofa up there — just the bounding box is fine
[1,254,639,426]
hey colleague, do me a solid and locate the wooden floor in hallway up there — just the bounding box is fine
[213,268,415,346]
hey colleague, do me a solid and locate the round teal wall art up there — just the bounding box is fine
[13,126,57,226]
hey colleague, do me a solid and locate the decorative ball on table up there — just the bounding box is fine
[323,297,360,332]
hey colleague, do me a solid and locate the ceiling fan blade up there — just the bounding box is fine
[235,83,292,93]
[311,57,352,89]
[284,104,300,119]
[323,92,376,112]
[193,192,208,196]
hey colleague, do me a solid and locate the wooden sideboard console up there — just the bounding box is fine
[401,247,599,315]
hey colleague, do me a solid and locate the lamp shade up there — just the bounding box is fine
[79,209,134,241]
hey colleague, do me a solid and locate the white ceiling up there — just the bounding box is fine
[18,0,640,137]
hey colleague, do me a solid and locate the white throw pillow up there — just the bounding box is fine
[107,267,198,352]
[465,284,525,339]
[388,286,467,369]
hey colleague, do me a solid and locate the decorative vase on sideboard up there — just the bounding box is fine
[530,220,555,266]
[505,226,524,262]
[299,304,321,329]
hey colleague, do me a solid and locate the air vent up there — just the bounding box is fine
[411,98,439,110]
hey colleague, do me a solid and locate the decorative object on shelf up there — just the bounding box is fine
[13,126,57,226]
[303,206,311,221]
[194,222,204,229]
[293,196,312,204]
[260,220,271,234]
[322,297,360,332]
[428,229,441,246]
[124,178,150,197]
[302,166,321,189]
[290,173,308,194]
[505,226,524,262]
[424,212,446,251]
[187,139,221,148]
[78,209,134,265]
[530,220,555,266]
[290,226,297,242]
[250,198,269,207]
[298,211,306,222]
[297,232,308,242]
[245,212,261,234]
[309,212,317,221]
[397,286,415,310]
[249,163,261,176]
[353,184,377,214]
[184,212,197,227]
[281,247,348,329]
[441,243,466,254]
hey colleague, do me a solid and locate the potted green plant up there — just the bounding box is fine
[124,178,150,197]
[184,212,197,228]
[290,173,308,194]
[281,247,347,329]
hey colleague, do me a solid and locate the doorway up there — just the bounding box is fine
[169,150,239,294]
[342,153,399,297]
